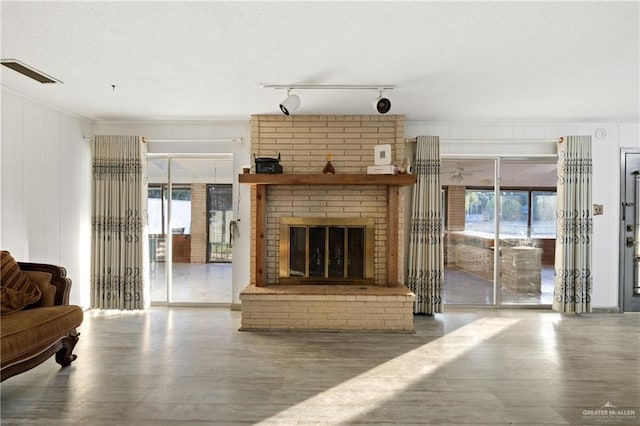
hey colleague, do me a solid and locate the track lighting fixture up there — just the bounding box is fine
[374,89,391,114]
[279,89,300,116]
[262,84,394,115]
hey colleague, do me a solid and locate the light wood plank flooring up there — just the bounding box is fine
[1,308,638,425]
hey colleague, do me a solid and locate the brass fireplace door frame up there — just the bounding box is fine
[279,217,375,284]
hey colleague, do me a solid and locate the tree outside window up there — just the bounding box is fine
[464,189,555,238]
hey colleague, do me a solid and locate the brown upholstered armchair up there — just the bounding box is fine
[1,257,83,381]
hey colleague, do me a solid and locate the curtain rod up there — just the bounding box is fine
[83,137,243,143]
[441,153,558,159]
[147,153,234,158]
[142,137,243,143]
[405,137,562,144]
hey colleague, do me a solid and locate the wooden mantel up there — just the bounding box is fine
[239,173,416,186]
[239,173,416,287]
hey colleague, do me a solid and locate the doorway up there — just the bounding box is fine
[442,157,557,307]
[147,155,234,305]
[619,148,640,312]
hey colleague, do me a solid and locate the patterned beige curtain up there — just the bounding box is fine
[553,135,592,313]
[91,135,148,310]
[407,136,443,315]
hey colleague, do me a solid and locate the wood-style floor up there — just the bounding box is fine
[2,308,638,425]
[149,262,232,304]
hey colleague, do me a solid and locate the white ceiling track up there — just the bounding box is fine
[262,84,396,115]
[261,84,395,91]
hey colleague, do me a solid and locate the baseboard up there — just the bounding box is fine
[591,307,621,313]
[230,303,242,311]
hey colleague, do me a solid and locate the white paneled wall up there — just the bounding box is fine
[406,121,639,309]
[1,89,92,308]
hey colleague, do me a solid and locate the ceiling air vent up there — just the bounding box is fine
[1,59,62,84]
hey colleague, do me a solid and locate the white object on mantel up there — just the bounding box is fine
[374,144,392,165]
[367,164,398,175]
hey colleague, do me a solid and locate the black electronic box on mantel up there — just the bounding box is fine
[254,153,283,174]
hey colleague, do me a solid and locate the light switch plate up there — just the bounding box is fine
[374,144,392,165]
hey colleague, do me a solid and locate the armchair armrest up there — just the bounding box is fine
[17,262,72,306]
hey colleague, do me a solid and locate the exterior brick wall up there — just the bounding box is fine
[446,185,466,231]
[190,183,207,263]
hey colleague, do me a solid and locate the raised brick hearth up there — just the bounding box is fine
[240,115,416,332]
[240,285,415,332]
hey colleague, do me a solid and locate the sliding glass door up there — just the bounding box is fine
[442,157,556,307]
[147,155,234,305]
[442,159,496,305]
[498,158,556,305]
[148,159,169,302]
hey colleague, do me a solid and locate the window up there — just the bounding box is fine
[531,191,556,237]
[147,185,192,235]
[148,186,165,235]
[465,189,556,238]
[465,189,494,234]
[170,188,191,235]
[499,191,529,237]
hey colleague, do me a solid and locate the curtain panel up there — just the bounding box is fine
[553,135,593,313]
[91,135,148,310]
[407,136,443,314]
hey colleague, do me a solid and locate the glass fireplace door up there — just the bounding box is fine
[280,218,374,284]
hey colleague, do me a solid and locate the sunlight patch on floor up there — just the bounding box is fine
[87,309,149,318]
[256,317,520,425]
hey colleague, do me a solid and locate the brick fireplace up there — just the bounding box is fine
[239,115,416,332]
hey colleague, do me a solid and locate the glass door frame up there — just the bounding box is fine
[442,154,557,309]
[147,153,234,306]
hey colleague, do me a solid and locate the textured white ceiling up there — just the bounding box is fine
[1,1,638,122]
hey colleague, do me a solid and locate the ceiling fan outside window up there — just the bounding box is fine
[442,162,479,183]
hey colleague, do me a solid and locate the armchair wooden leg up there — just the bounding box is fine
[55,330,80,367]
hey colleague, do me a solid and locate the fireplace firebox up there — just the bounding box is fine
[279,217,375,284]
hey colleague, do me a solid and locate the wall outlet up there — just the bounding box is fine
[593,204,604,215]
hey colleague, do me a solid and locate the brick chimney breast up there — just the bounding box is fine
[249,115,407,286]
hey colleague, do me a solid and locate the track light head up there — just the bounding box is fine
[374,97,391,114]
[374,89,391,114]
[279,93,300,115]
